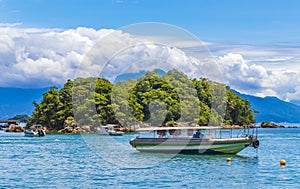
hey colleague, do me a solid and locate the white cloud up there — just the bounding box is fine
[0,23,22,27]
[75,29,219,83]
[0,26,114,87]
[265,57,292,62]
[0,24,212,88]
[217,52,300,103]
[1,24,300,104]
[218,53,269,90]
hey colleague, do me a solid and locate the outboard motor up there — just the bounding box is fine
[38,129,45,137]
[252,139,259,148]
[249,127,259,149]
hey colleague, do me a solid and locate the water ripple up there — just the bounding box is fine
[0,128,299,188]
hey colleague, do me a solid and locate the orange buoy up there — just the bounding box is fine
[280,159,286,166]
[226,158,231,162]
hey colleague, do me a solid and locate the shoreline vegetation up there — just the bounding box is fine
[3,70,298,134]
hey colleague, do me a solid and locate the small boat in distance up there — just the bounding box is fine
[130,126,259,154]
[99,125,124,136]
[24,125,46,137]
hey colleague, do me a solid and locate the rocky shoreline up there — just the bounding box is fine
[3,121,300,133]
[224,121,299,129]
[51,122,300,133]
[3,124,25,132]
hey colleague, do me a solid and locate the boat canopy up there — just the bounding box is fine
[100,124,118,128]
[136,126,223,132]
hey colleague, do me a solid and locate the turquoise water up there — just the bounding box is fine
[0,128,299,188]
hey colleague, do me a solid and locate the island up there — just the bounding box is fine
[22,70,257,133]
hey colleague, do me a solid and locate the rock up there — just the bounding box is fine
[223,125,244,129]
[58,126,82,133]
[6,124,25,132]
[64,116,77,128]
[72,128,81,134]
[81,125,91,132]
[260,121,284,128]
[65,126,74,133]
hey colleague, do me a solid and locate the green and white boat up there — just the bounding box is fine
[130,126,259,154]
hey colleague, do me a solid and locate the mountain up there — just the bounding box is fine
[0,87,49,119]
[114,69,166,83]
[233,90,300,123]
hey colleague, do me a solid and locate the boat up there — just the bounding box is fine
[24,129,46,137]
[24,125,46,137]
[99,125,124,136]
[129,126,259,154]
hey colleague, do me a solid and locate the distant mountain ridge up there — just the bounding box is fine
[233,90,300,123]
[114,69,166,83]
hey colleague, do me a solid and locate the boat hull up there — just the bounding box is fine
[98,126,124,136]
[109,132,124,136]
[130,138,252,154]
[24,129,46,137]
[99,131,124,136]
[24,132,37,137]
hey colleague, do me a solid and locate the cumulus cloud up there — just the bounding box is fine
[97,42,214,83]
[1,24,300,104]
[0,24,220,88]
[50,25,220,84]
[218,53,269,89]
[0,26,114,87]
[217,52,300,103]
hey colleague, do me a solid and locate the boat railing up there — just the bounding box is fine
[234,126,258,139]
[135,126,258,140]
[213,126,258,139]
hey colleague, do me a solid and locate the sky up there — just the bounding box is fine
[1,0,300,104]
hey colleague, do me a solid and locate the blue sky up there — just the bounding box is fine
[1,0,300,44]
[1,0,300,104]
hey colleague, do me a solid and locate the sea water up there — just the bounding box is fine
[0,128,299,188]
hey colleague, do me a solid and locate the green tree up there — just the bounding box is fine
[129,71,181,126]
[224,88,255,125]
[30,86,62,130]
[29,70,256,130]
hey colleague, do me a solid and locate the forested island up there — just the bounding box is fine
[27,70,255,133]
